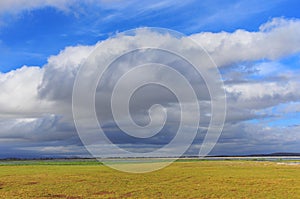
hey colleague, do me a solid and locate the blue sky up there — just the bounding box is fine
[1,0,300,72]
[0,0,300,158]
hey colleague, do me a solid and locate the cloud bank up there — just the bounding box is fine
[1,18,300,157]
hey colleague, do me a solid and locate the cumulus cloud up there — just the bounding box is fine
[226,80,300,109]
[1,18,300,157]
[0,66,52,118]
[0,115,71,140]
[38,45,94,102]
[190,17,300,67]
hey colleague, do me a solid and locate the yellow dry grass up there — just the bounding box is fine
[0,160,299,198]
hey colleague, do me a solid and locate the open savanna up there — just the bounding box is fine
[0,160,300,198]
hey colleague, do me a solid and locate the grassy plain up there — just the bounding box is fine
[0,160,300,198]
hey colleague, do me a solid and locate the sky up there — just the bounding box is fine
[0,0,300,158]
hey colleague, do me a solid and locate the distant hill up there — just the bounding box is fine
[209,152,300,157]
[1,152,300,160]
[247,152,300,157]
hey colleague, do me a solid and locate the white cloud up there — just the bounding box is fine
[190,18,300,66]
[1,18,300,156]
[226,80,300,109]
[0,66,51,118]
[38,45,95,102]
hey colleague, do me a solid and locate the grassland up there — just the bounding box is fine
[0,160,300,198]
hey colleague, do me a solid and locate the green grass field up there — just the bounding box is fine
[0,160,300,198]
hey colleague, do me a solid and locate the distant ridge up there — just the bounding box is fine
[1,152,300,160]
[247,152,300,157]
[209,152,300,157]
